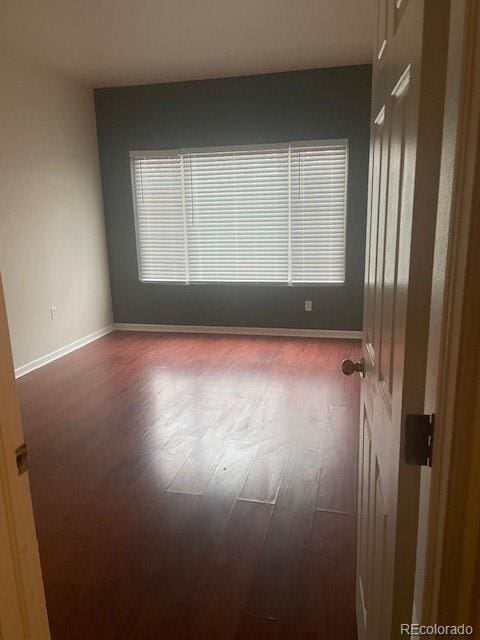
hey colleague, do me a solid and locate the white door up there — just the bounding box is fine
[0,273,51,640]
[348,1,451,638]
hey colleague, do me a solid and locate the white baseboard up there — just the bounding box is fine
[14,323,361,379]
[113,323,362,340]
[15,325,114,379]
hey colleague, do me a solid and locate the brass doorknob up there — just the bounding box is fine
[341,358,365,377]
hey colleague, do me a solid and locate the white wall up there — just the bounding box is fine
[0,54,112,369]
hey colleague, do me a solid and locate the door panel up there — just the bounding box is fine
[359,57,415,640]
[355,0,450,637]
[379,67,410,405]
[357,406,389,640]
[356,410,372,632]
[370,463,388,639]
[364,106,384,360]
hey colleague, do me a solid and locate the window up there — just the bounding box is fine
[131,140,348,284]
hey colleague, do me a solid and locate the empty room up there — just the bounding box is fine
[2,1,480,639]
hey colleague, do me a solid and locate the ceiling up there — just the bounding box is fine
[1,0,374,88]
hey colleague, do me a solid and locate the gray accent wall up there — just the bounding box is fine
[94,65,371,330]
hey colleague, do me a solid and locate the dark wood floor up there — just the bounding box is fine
[17,331,360,640]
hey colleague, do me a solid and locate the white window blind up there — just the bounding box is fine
[131,140,347,284]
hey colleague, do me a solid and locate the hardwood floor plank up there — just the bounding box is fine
[245,448,321,623]
[235,615,284,639]
[238,446,286,504]
[295,511,357,639]
[124,440,259,639]
[179,499,274,639]
[316,466,356,514]
[166,432,229,494]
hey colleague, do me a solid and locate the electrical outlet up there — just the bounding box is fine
[50,306,57,320]
[305,300,313,312]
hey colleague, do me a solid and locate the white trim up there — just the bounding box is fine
[130,148,181,160]
[132,140,349,286]
[14,326,114,379]
[130,139,349,160]
[130,154,144,283]
[113,323,362,340]
[13,323,361,379]
[342,143,349,283]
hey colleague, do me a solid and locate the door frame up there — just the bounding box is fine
[0,273,51,640]
[422,0,480,631]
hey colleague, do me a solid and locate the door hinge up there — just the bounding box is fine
[404,414,435,467]
[15,443,29,475]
